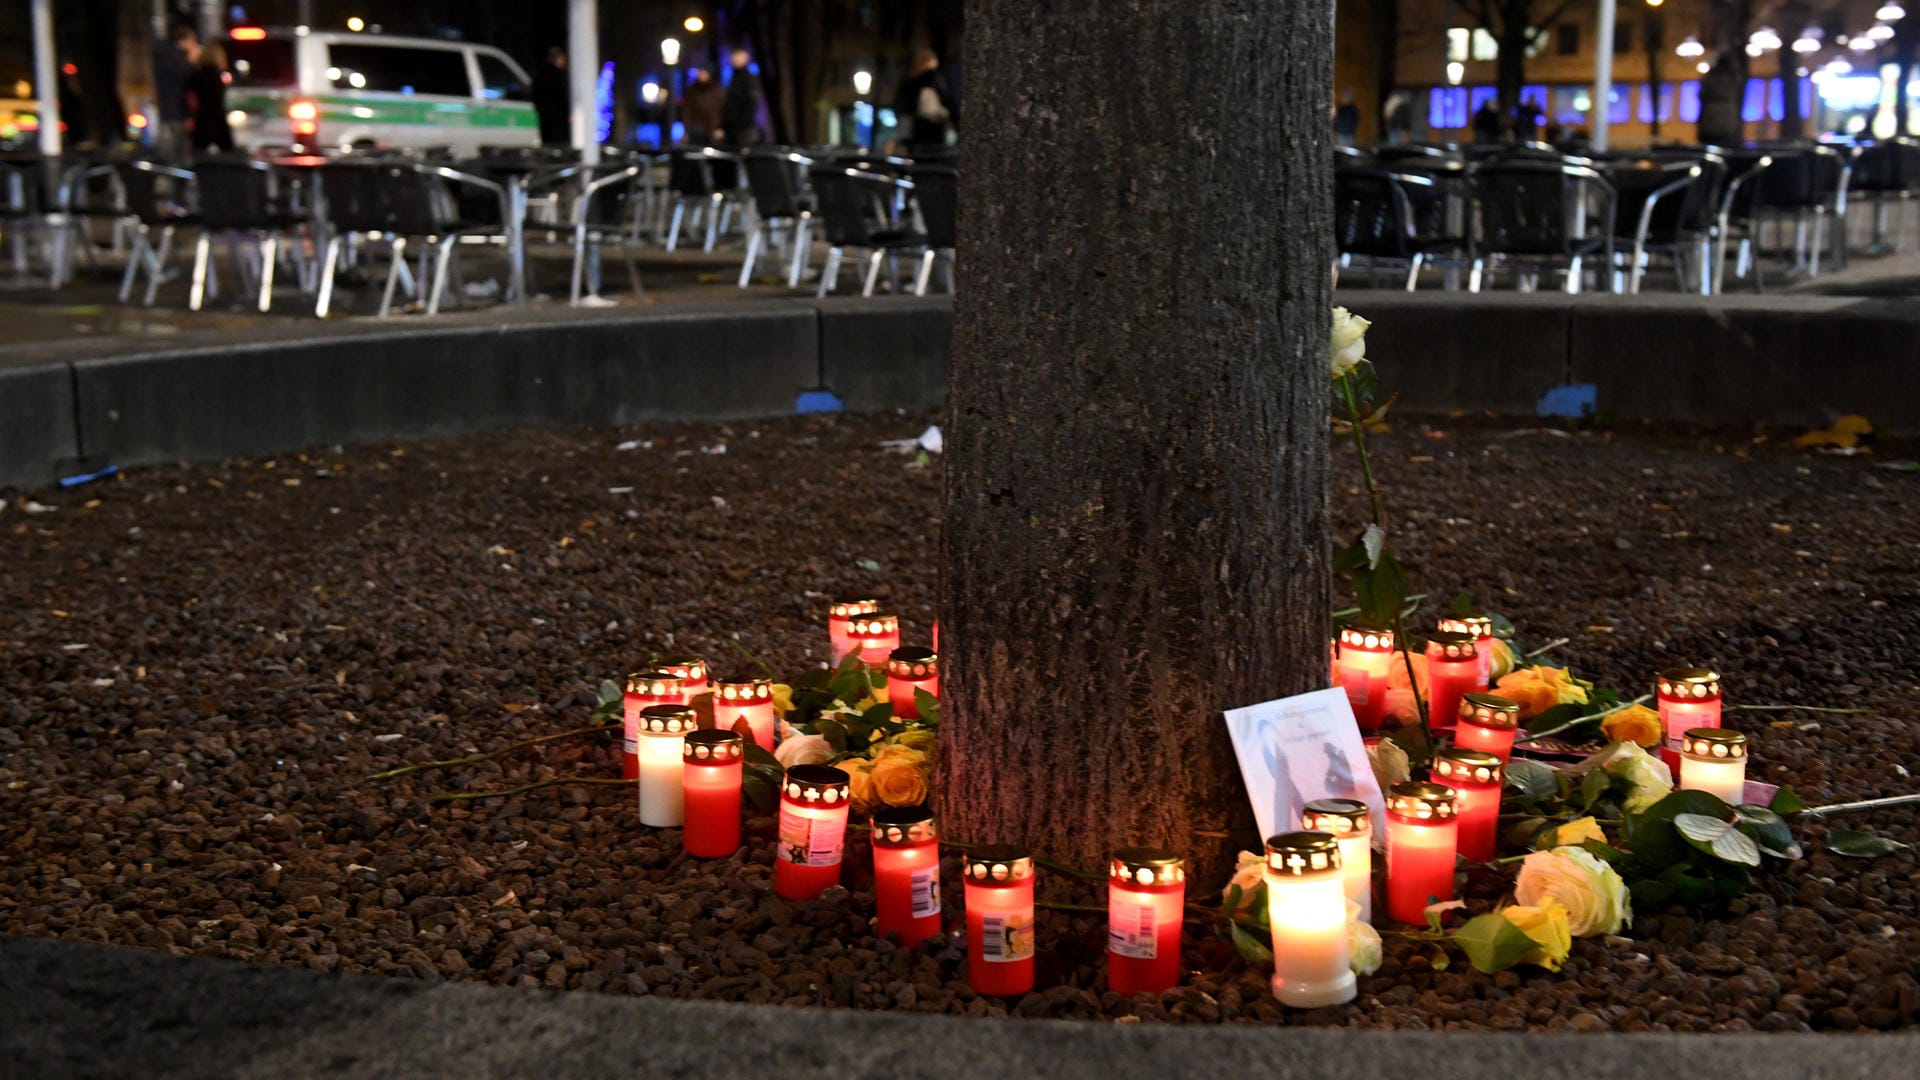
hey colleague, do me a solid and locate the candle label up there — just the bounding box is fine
[911,867,942,918]
[1107,899,1158,960]
[979,910,1035,963]
[777,806,846,867]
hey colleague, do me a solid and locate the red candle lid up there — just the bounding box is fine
[871,804,938,845]
[1438,615,1493,638]
[782,764,851,804]
[1458,692,1521,729]
[1302,798,1371,835]
[1338,623,1394,652]
[636,704,697,735]
[650,655,709,682]
[849,613,899,640]
[964,845,1033,883]
[625,670,684,697]
[1387,781,1458,821]
[830,599,880,618]
[712,676,773,702]
[1682,727,1747,759]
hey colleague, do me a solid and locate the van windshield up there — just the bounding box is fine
[227,40,297,88]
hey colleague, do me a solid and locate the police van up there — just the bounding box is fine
[223,26,539,154]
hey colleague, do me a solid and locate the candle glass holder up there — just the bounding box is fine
[1335,622,1395,730]
[849,612,901,670]
[636,704,697,828]
[1106,848,1185,997]
[1385,781,1459,925]
[1425,631,1480,733]
[682,729,744,858]
[648,656,708,697]
[1302,798,1374,924]
[774,765,853,900]
[1437,614,1495,686]
[887,647,939,720]
[712,675,777,753]
[870,805,942,947]
[964,846,1036,996]
[1454,693,1522,762]
[1679,727,1749,805]
[1264,831,1358,1007]
[1657,668,1722,772]
[828,599,880,663]
[1432,748,1503,863]
[622,670,687,781]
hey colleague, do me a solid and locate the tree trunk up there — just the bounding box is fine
[1370,0,1400,139]
[939,0,1334,885]
[1696,0,1748,148]
[1779,0,1809,139]
[1495,7,1528,118]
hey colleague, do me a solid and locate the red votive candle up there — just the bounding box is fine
[828,598,880,662]
[887,647,939,720]
[965,846,1036,996]
[1432,748,1503,863]
[850,612,901,669]
[1657,667,1722,772]
[1106,849,1185,997]
[1425,632,1480,734]
[870,805,942,947]
[1454,693,1522,763]
[1385,781,1459,925]
[1336,623,1395,730]
[622,670,686,780]
[774,765,852,900]
[712,675,777,753]
[1437,615,1495,686]
[649,655,708,697]
[681,729,744,858]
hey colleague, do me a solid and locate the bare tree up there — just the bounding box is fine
[1461,0,1584,116]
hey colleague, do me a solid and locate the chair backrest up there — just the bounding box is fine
[319,162,455,236]
[112,161,190,225]
[1757,145,1845,208]
[807,166,895,246]
[576,164,639,228]
[1333,166,1419,258]
[1474,162,1611,257]
[1609,161,1704,243]
[909,164,956,248]
[194,157,284,230]
[744,150,809,219]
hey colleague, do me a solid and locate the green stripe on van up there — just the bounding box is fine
[231,92,534,129]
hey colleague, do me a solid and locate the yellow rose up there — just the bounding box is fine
[1600,741,1673,814]
[1501,900,1573,971]
[1601,703,1663,748]
[843,757,876,814]
[1514,847,1631,937]
[1486,637,1519,682]
[892,728,937,754]
[1551,816,1608,848]
[1331,306,1370,380]
[1495,665,1590,720]
[1381,651,1431,726]
[771,683,795,717]
[868,746,929,807]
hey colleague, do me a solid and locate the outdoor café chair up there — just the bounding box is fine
[1753,144,1850,277]
[1333,165,1463,291]
[664,146,744,253]
[906,163,956,296]
[1712,149,1772,293]
[112,160,198,307]
[739,148,816,288]
[1848,138,1920,253]
[1470,161,1615,294]
[806,165,927,297]
[1607,160,1706,295]
[189,156,312,313]
[530,161,645,306]
[313,161,512,317]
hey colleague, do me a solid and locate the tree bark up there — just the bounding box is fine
[939,0,1334,885]
[1696,0,1749,148]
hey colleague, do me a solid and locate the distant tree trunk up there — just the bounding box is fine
[1697,0,1749,147]
[1898,21,1918,137]
[1779,0,1809,139]
[1371,0,1400,138]
[939,0,1334,884]
[1494,6,1528,117]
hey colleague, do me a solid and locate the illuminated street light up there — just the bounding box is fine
[1853,36,1880,52]
[1791,28,1822,54]
[684,16,705,33]
[661,37,682,65]
[852,70,872,96]
[1446,61,1465,86]
[1876,4,1905,21]
[1750,26,1783,51]
[641,81,661,104]
[1696,61,1711,74]
[347,16,364,31]
[1870,23,1898,41]
[1676,36,1705,58]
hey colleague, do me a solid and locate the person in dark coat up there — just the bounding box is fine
[891,49,953,152]
[152,23,196,160]
[1471,98,1503,144]
[719,50,763,148]
[681,70,724,145]
[531,47,570,147]
[185,42,233,155]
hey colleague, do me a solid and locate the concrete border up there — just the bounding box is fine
[1,935,1912,1078]
[0,362,79,488]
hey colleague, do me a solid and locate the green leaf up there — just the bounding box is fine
[1630,789,1734,830]
[744,741,782,769]
[597,679,622,706]
[1733,807,1801,860]
[1579,769,1611,811]
[1429,947,1450,971]
[1426,899,1465,931]
[1524,701,1596,736]
[912,688,941,726]
[1351,550,1410,628]
[1504,759,1561,802]
[1486,612,1517,640]
[1224,883,1245,917]
[1333,537,1370,575]
[1450,913,1538,974]
[1230,921,1273,967]
[1674,812,1762,867]
[860,702,894,727]
[1828,829,1911,858]
[1449,591,1475,618]
[1361,524,1386,570]
[1769,786,1807,814]
[815,718,848,754]
[1579,838,1628,862]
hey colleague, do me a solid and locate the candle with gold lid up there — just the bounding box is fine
[1335,622,1395,730]
[1679,728,1749,805]
[1106,848,1186,996]
[1437,614,1495,685]
[681,729,744,858]
[1302,798,1374,924]
[849,613,901,668]
[870,805,942,947]
[1264,831,1358,1008]
[1432,748,1503,862]
[1385,781,1459,925]
[636,704,697,828]
[774,765,853,900]
[1454,692,1522,762]
[649,656,708,696]
[965,846,1037,996]
[828,599,880,662]
[1657,668,1722,772]
[622,670,686,780]
[711,674,776,752]
[1425,631,1479,733]
[887,647,939,720]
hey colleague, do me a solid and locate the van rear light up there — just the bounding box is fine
[231,27,267,41]
[289,99,319,138]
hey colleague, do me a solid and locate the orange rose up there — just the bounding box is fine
[1381,651,1430,725]
[1600,703,1663,748]
[1495,665,1589,720]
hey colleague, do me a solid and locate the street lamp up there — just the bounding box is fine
[1676,36,1704,59]
[1643,0,1666,138]
[1877,4,1905,22]
[1791,29,1822,54]
[684,16,704,33]
[1750,26,1783,51]
[661,38,682,145]
[852,70,872,96]
[346,16,364,32]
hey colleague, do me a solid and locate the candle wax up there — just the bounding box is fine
[682,762,742,858]
[1107,879,1184,996]
[713,700,776,753]
[636,734,686,827]
[1426,656,1479,733]
[1266,873,1357,1007]
[873,842,942,946]
[889,675,938,721]
[1386,816,1458,924]
[965,878,1035,996]
[1453,720,1517,763]
[1659,696,1721,772]
[1452,781,1501,863]
[1680,754,1748,805]
[773,799,847,899]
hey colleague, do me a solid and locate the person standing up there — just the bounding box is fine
[532,47,570,147]
[152,24,196,161]
[1332,89,1361,146]
[891,49,953,153]
[1383,91,1413,145]
[681,70,724,145]
[1470,97,1503,144]
[719,49,763,148]
[186,42,233,155]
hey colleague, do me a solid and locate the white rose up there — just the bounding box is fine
[774,732,832,768]
[1367,737,1411,794]
[1330,306,1370,381]
[1347,900,1382,975]
[1601,741,1674,814]
[1513,847,1632,937]
[1223,850,1266,912]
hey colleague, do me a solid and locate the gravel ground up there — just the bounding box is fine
[2,413,1917,1032]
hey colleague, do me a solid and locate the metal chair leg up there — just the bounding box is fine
[1469,258,1484,293]
[622,240,643,296]
[787,217,811,288]
[188,232,213,310]
[1404,252,1424,292]
[145,227,175,308]
[666,201,686,251]
[861,249,885,297]
[570,224,588,304]
[315,235,343,317]
[379,237,409,317]
[257,236,278,313]
[817,247,843,298]
[118,226,148,302]
[1565,254,1583,295]
[914,249,936,296]
[427,239,455,315]
[738,226,763,288]
[703,194,723,253]
[1809,210,1826,277]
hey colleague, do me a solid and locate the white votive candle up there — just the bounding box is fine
[636,704,696,827]
[1265,831,1358,1008]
